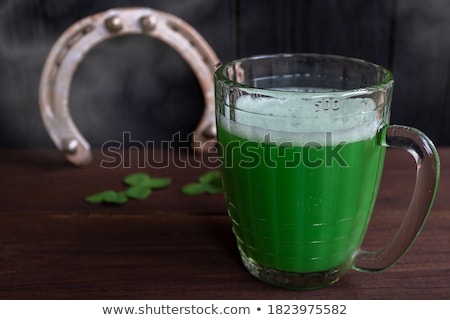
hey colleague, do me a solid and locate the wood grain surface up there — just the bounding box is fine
[0,148,448,299]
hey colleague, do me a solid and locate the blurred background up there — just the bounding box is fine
[1,0,449,148]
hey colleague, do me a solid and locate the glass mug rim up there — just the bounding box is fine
[215,53,394,108]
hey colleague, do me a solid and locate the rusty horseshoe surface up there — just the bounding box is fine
[39,7,220,166]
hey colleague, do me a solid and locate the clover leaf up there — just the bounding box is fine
[85,190,128,204]
[103,191,128,204]
[86,172,171,205]
[123,172,153,187]
[181,170,223,196]
[181,183,210,195]
[125,186,152,200]
[144,178,172,189]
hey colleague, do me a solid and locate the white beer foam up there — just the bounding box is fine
[218,92,382,146]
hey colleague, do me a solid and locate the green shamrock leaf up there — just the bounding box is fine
[181,170,223,196]
[181,183,209,195]
[103,191,128,204]
[124,173,171,189]
[86,172,172,205]
[86,190,128,204]
[125,186,152,200]
[85,190,117,204]
[124,172,153,187]
[203,183,223,195]
[145,178,172,189]
[199,170,221,185]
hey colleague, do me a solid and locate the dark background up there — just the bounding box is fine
[1,0,449,148]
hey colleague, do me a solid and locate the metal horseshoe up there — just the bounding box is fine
[39,7,220,166]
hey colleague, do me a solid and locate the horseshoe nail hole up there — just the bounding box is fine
[83,24,95,34]
[165,21,212,67]
[167,21,179,32]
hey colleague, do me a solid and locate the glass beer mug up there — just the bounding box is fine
[214,53,440,289]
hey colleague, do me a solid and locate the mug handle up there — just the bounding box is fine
[353,125,440,272]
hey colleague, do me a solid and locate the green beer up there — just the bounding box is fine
[218,124,385,273]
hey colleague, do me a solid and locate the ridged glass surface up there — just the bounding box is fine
[219,127,386,273]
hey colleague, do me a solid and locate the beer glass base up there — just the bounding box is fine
[239,250,347,290]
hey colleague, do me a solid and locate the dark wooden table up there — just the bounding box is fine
[0,148,448,299]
